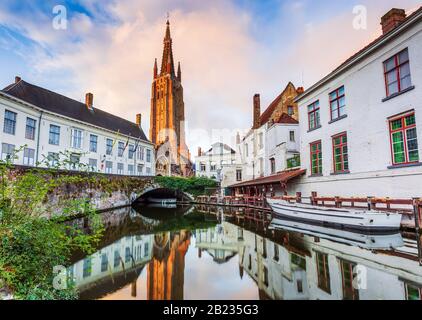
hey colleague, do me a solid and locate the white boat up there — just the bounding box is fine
[269,217,404,250]
[266,198,402,231]
[147,197,177,205]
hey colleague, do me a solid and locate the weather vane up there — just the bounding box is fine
[167,12,170,20]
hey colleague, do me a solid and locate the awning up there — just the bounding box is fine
[229,169,306,188]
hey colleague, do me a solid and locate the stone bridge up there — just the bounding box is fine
[7,165,194,215]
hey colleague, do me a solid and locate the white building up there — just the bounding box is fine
[195,142,236,180]
[0,78,155,176]
[289,7,422,198]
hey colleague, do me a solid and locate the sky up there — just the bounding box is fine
[0,0,421,155]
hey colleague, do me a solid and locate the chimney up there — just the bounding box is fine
[15,76,21,83]
[253,94,261,129]
[296,87,304,94]
[85,93,93,110]
[136,114,142,127]
[198,147,202,157]
[381,8,406,35]
[236,132,241,145]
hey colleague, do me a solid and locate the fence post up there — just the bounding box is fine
[413,198,422,266]
[296,192,302,203]
[367,196,375,210]
[311,191,318,206]
[335,196,341,208]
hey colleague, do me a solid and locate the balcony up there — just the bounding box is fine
[287,155,301,169]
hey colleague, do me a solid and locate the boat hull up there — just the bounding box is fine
[266,198,402,231]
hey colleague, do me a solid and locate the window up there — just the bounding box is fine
[297,280,303,293]
[316,252,331,294]
[137,164,144,175]
[263,266,269,287]
[332,133,349,173]
[1,143,15,162]
[106,139,113,155]
[259,133,264,149]
[128,144,135,159]
[105,161,113,174]
[125,247,131,263]
[144,242,149,257]
[138,146,145,161]
[406,283,422,300]
[384,48,412,97]
[236,169,242,182]
[308,101,320,130]
[23,148,35,166]
[3,110,17,135]
[47,152,59,167]
[270,158,276,174]
[262,238,267,258]
[329,86,346,121]
[25,117,36,140]
[114,251,120,268]
[128,164,134,175]
[340,260,359,300]
[89,158,97,171]
[146,149,152,162]
[210,163,216,171]
[287,106,294,116]
[146,167,151,175]
[101,254,108,273]
[83,257,92,278]
[117,163,124,175]
[200,163,206,172]
[273,244,279,261]
[310,141,322,175]
[118,142,124,157]
[49,125,60,145]
[389,113,419,165]
[69,154,80,170]
[289,131,295,142]
[71,129,83,149]
[89,134,98,153]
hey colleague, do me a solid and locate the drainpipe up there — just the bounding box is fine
[35,111,44,166]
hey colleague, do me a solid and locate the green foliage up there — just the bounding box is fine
[0,148,104,300]
[155,176,218,196]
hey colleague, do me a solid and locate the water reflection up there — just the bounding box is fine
[68,205,422,300]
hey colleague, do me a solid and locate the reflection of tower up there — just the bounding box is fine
[147,231,191,300]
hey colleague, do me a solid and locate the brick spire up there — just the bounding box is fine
[153,58,158,79]
[177,61,182,82]
[160,19,175,76]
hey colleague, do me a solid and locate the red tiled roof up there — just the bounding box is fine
[229,169,306,188]
[296,6,422,102]
[274,113,298,124]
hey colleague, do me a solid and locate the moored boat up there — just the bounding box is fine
[147,197,177,205]
[266,198,402,231]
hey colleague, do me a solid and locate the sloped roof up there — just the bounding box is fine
[206,142,236,154]
[274,113,298,125]
[229,169,306,188]
[2,80,149,141]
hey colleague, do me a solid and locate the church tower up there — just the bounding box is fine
[150,20,191,176]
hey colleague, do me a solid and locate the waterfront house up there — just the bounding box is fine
[229,83,304,196]
[0,77,155,176]
[289,7,422,198]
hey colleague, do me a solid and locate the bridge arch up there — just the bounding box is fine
[133,187,193,204]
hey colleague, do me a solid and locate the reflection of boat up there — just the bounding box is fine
[147,198,177,205]
[147,203,177,209]
[266,198,402,231]
[269,217,404,250]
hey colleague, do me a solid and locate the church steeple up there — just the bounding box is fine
[153,58,158,79]
[160,20,175,76]
[177,62,182,82]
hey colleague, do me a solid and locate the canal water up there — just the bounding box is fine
[68,204,422,300]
